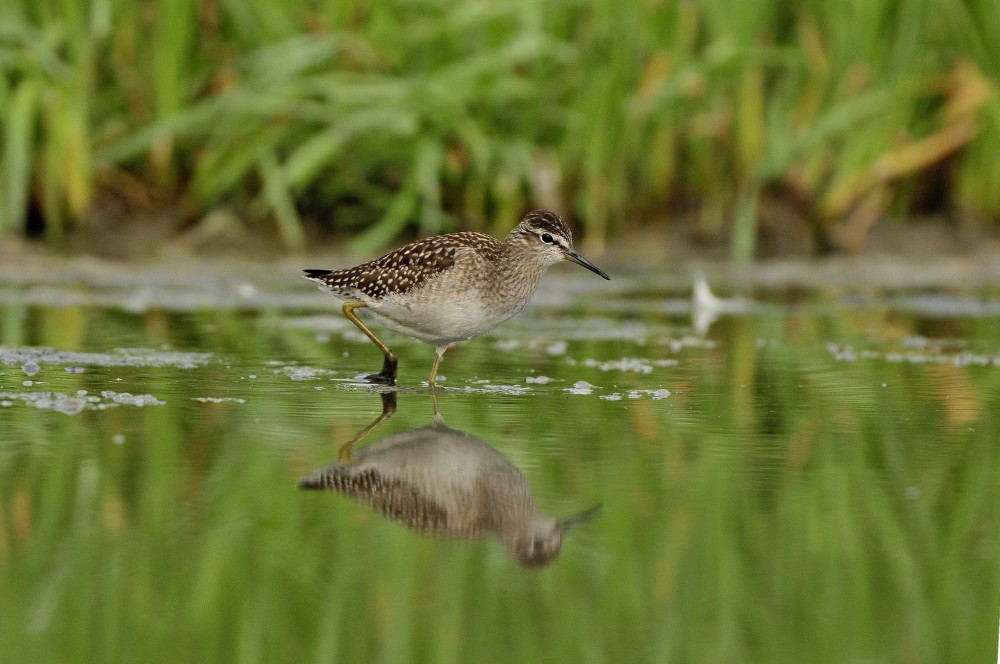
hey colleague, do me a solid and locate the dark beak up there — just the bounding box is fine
[558,504,603,533]
[564,249,611,280]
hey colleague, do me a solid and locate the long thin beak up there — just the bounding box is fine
[564,249,611,280]
[558,504,603,533]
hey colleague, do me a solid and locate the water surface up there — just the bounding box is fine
[0,265,997,663]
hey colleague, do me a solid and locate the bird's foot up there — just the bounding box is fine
[362,371,395,385]
[363,352,398,385]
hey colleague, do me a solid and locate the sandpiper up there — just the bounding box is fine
[304,210,610,386]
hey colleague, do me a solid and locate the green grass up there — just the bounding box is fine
[1,0,998,256]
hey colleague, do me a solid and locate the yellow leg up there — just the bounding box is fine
[343,302,398,384]
[430,390,441,422]
[338,392,397,462]
[428,345,449,389]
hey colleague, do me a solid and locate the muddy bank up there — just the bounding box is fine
[1,216,999,296]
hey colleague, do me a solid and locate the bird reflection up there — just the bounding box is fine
[299,392,599,567]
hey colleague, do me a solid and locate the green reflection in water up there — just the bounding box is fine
[0,297,997,663]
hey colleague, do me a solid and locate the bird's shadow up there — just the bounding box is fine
[299,392,600,567]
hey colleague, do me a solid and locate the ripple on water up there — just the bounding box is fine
[827,342,1000,367]
[0,346,212,370]
[576,357,679,374]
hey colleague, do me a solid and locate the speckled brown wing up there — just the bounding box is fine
[304,232,500,301]
[299,466,452,534]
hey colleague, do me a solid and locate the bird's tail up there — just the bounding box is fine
[298,466,349,490]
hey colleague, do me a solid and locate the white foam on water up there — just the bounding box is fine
[0,389,165,415]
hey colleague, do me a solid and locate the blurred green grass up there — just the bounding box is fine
[0,295,998,663]
[1,0,998,257]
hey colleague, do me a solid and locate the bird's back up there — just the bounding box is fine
[304,232,502,303]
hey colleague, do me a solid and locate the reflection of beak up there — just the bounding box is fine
[558,504,603,533]
[564,249,611,280]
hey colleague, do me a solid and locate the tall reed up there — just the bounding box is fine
[0,0,996,255]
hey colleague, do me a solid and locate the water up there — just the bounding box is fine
[0,264,998,663]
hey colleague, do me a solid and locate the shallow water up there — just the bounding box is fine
[0,265,998,663]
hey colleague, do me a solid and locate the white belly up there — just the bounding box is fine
[368,295,524,347]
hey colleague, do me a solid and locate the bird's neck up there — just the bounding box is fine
[496,236,548,301]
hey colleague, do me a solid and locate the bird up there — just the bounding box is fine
[303,210,610,387]
[299,392,600,567]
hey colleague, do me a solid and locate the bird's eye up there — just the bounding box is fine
[540,233,555,244]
